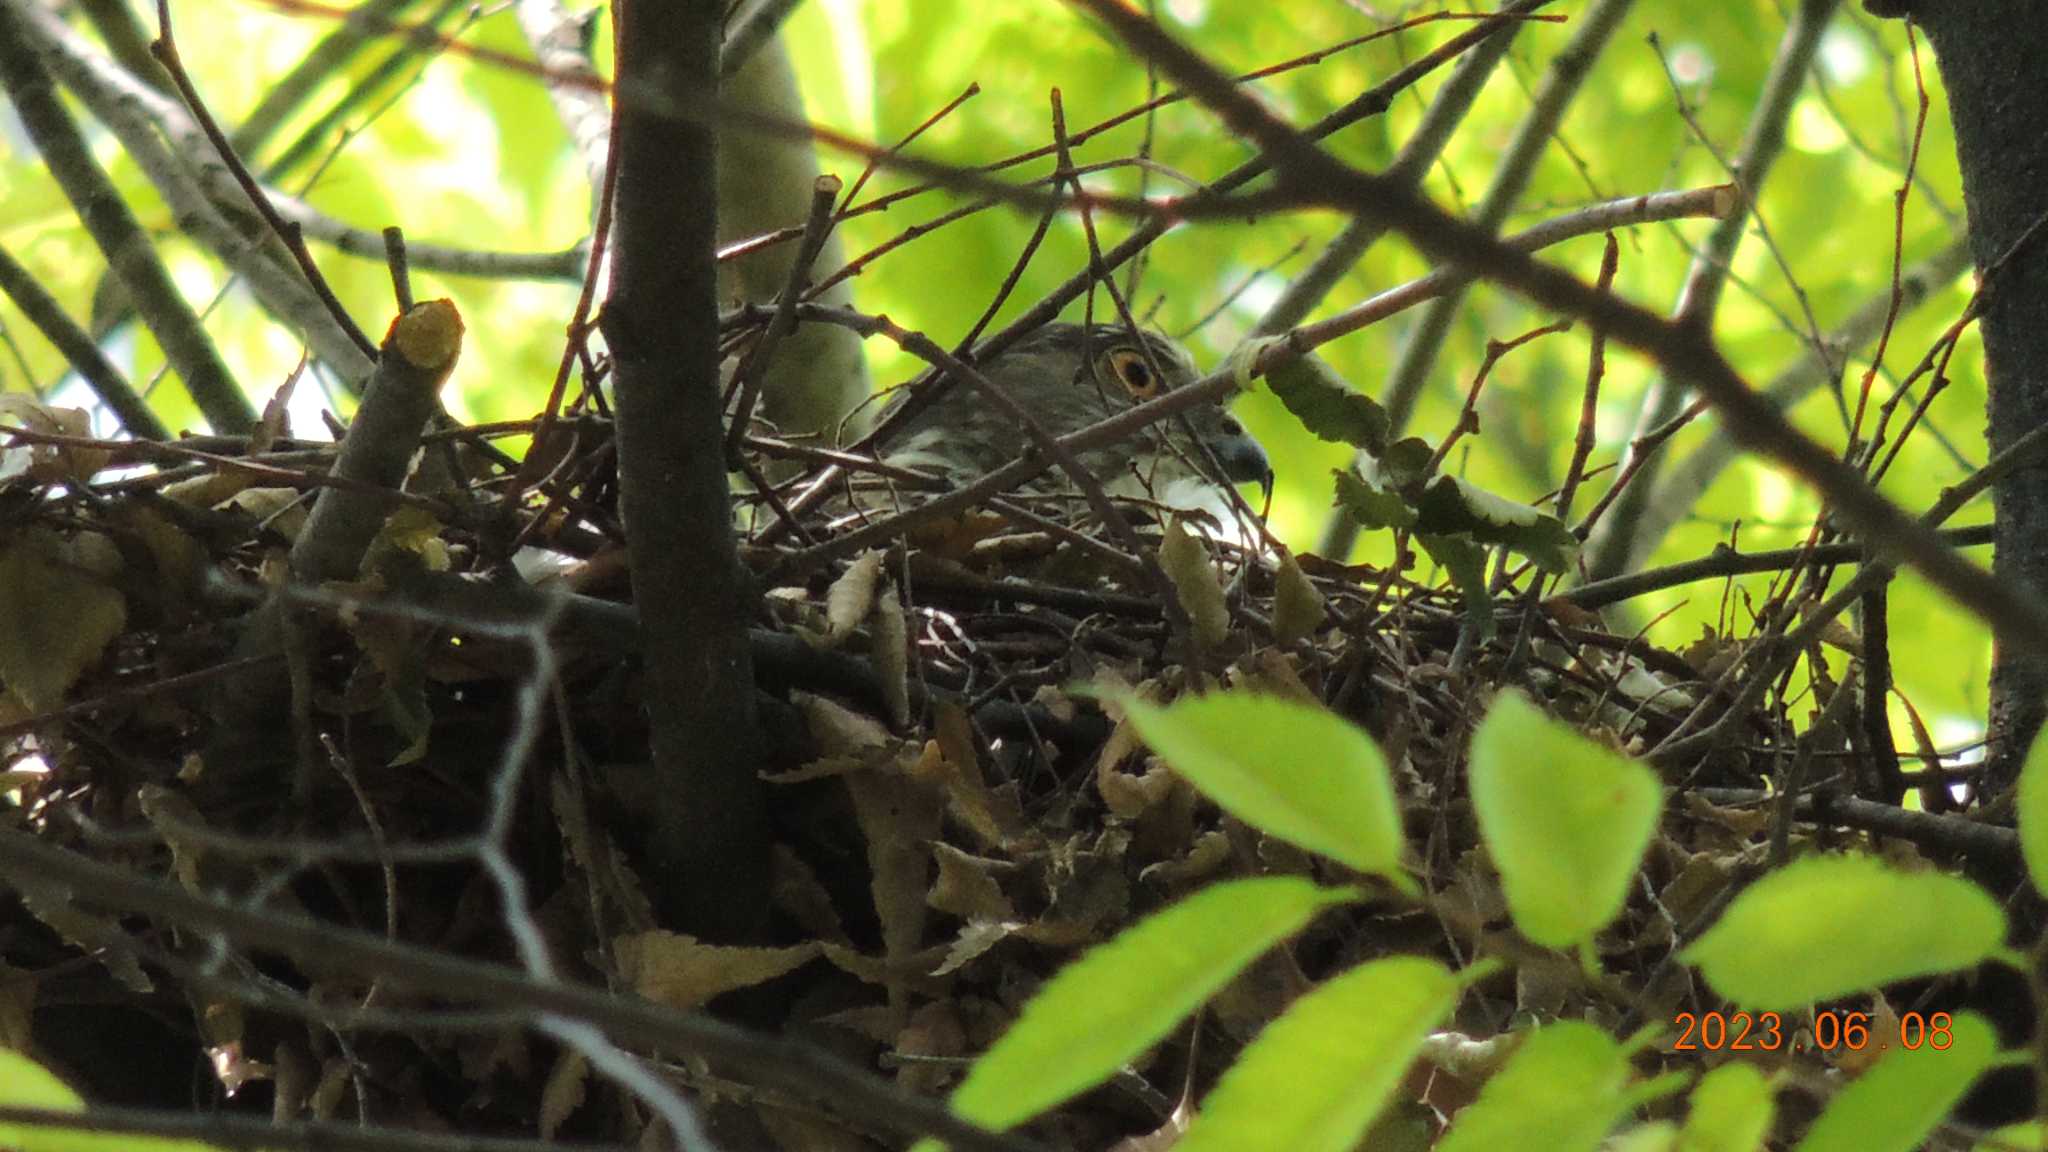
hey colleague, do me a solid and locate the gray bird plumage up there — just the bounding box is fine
[882,323,1270,506]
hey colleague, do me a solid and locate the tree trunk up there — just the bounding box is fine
[1880,0,2048,794]
[602,0,769,940]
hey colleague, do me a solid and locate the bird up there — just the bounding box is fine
[875,322,1272,515]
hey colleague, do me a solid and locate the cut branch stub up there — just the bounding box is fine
[290,299,464,586]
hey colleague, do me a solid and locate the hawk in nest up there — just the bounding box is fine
[880,323,1271,514]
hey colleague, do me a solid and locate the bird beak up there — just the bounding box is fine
[1211,430,1272,499]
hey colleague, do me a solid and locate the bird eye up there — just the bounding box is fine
[1104,348,1162,400]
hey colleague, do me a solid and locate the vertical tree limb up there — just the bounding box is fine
[602,0,769,941]
[1886,0,2048,792]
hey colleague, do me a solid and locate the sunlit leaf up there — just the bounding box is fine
[1468,691,1663,949]
[1177,956,1459,1152]
[1685,855,2004,1011]
[1114,691,1405,880]
[947,876,1355,1133]
[1793,1012,1997,1152]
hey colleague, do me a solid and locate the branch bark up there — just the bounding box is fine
[602,0,769,940]
[1888,0,2048,792]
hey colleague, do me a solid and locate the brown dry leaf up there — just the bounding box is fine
[138,783,213,893]
[365,505,451,573]
[614,930,822,1012]
[1034,830,1132,941]
[0,396,108,482]
[845,754,945,1001]
[1828,994,1898,1077]
[251,363,300,454]
[110,502,206,614]
[1098,752,1177,822]
[0,963,34,1051]
[1235,648,1319,702]
[932,919,1018,978]
[162,469,257,510]
[772,844,850,946]
[823,549,883,647]
[223,487,311,541]
[20,886,150,992]
[1678,793,1774,844]
[928,843,1014,922]
[872,576,910,729]
[1271,548,1326,645]
[551,770,656,933]
[794,691,895,758]
[538,1049,589,1139]
[308,1058,351,1120]
[907,509,1013,559]
[909,709,1025,849]
[893,1001,969,1095]
[1139,829,1233,888]
[820,1002,906,1044]
[1655,846,1738,929]
[1159,517,1229,650]
[0,528,127,713]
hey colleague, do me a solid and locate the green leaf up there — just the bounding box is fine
[1177,957,1460,1152]
[1436,1021,1635,1152]
[1680,1061,1774,1152]
[1333,466,1416,531]
[0,1049,223,1152]
[1265,353,1388,451]
[947,877,1355,1133]
[1684,855,2004,1011]
[2018,722,2048,897]
[1468,691,1663,949]
[1793,1012,1997,1152]
[1417,532,1492,639]
[1414,475,1580,573]
[1116,691,1405,879]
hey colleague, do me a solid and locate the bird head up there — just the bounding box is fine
[923,322,1269,503]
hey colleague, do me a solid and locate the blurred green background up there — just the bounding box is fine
[0,1,1987,744]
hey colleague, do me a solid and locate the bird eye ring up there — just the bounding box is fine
[1103,348,1162,400]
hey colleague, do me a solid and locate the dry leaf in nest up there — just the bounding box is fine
[846,749,945,1002]
[933,918,1019,978]
[614,930,822,1012]
[538,1049,589,1139]
[793,691,896,758]
[1825,994,1898,1077]
[222,487,311,541]
[1033,829,1132,942]
[910,701,1027,850]
[0,396,107,482]
[928,843,1015,922]
[1159,517,1229,650]
[0,527,127,713]
[906,508,1012,559]
[771,844,850,946]
[822,548,883,648]
[551,770,657,934]
[1271,548,1326,644]
[892,1000,970,1096]
[872,576,910,729]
